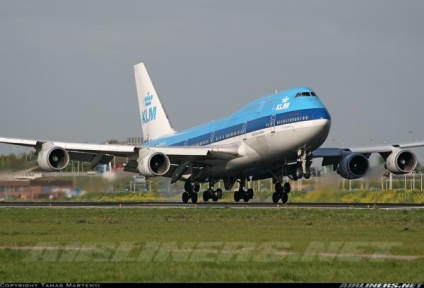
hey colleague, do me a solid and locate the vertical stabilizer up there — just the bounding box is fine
[134,63,176,142]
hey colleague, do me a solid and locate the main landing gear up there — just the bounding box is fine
[203,187,223,202]
[202,178,224,202]
[233,178,254,203]
[182,180,200,204]
[272,182,291,204]
[182,179,225,203]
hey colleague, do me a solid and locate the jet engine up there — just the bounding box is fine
[337,153,369,179]
[137,149,171,177]
[37,144,70,171]
[384,149,417,174]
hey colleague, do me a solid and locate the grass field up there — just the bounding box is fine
[75,189,424,204]
[0,207,423,283]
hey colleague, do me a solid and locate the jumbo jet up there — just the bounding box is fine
[1,63,423,204]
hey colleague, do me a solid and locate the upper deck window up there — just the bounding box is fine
[295,91,317,97]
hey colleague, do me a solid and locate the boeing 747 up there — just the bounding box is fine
[1,63,423,203]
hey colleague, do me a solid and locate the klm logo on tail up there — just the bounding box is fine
[142,92,157,124]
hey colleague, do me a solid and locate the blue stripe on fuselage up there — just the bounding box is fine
[143,87,331,147]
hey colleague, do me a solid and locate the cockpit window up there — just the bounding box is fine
[295,91,317,97]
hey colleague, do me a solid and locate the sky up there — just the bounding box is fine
[1,0,424,161]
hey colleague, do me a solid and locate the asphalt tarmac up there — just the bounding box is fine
[1,201,423,209]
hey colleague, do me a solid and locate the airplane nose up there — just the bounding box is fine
[309,109,332,146]
[312,108,331,121]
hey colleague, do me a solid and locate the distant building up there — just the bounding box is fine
[0,179,73,201]
[126,137,143,145]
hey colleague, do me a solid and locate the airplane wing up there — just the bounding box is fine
[312,140,424,178]
[313,140,424,158]
[0,136,240,182]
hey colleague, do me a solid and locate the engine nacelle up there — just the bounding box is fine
[137,150,171,177]
[384,149,417,174]
[337,153,369,179]
[37,144,70,172]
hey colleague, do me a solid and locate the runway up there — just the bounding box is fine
[1,201,423,209]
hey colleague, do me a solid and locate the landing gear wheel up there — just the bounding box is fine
[303,170,311,179]
[248,188,254,199]
[284,182,291,193]
[272,192,280,203]
[234,191,241,202]
[295,165,303,180]
[281,192,288,204]
[203,190,209,202]
[182,192,190,203]
[243,194,250,202]
[275,182,283,194]
[216,188,223,199]
[191,192,198,204]
[184,181,193,193]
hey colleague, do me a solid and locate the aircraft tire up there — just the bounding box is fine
[216,188,223,199]
[272,192,280,203]
[203,191,209,202]
[248,188,254,199]
[275,182,283,194]
[282,192,288,204]
[184,181,193,193]
[234,191,241,202]
[191,192,198,204]
[284,182,291,193]
[304,170,311,179]
[295,164,303,179]
[182,192,190,204]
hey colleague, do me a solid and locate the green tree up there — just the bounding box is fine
[105,139,122,144]
[415,161,424,173]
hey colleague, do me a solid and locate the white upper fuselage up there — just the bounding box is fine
[143,87,331,177]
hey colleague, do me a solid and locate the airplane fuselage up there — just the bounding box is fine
[144,87,331,177]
